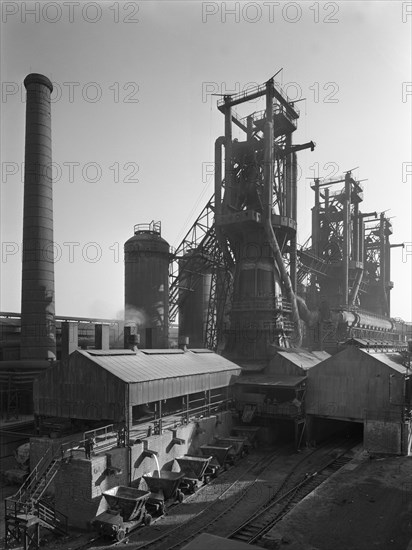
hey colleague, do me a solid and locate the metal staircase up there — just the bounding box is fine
[5,444,69,549]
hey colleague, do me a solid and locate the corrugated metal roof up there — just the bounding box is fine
[359,349,408,374]
[140,349,184,355]
[277,349,330,370]
[235,374,306,388]
[344,337,369,346]
[344,338,400,347]
[87,349,136,356]
[76,349,241,384]
[237,361,266,372]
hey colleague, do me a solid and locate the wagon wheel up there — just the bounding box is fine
[116,528,126,542]
[144,513,152,526]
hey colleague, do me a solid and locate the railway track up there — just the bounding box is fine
[72,435,360,550]
[136,436,359,549]
[228,441,357,545]
[122,447,290,549]
[71,448,288,550]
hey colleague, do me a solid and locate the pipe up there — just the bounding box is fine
[21,74,56,361]
[359,217,365,264]
[224,99,232,209]
[214,136,233,270]
[290,152,298,292]
[349,268,364,306]
[290,233,297,294]
[263,121,302,346]
[356,312,393,331]
[337,310,393,332]
[263,80,301,346]
[285,134,292,218]
[353,202,359,263]
[214,136,225,217]
[296,296,319,327]
[379,214,390,316]
[291,152,297,221]
[312,179,320,257]
[342,173,351,306]
[338,311,357,326]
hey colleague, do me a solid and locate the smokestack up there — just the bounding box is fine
[20,74,56,360]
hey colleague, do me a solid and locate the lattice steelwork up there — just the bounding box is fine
[214,79,315,360]
[168,196,234,350]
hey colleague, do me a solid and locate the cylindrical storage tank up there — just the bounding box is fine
[178,250,212,349]
[124,221,170,348]
[21,73,56,360]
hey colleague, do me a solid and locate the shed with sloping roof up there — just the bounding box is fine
[305,345,412,455]
[267,348,330,377]
[33,348,241,429]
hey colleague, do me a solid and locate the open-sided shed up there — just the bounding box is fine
[33,348,241,429]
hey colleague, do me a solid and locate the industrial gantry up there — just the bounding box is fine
[169,78,315,360]
[298,173,404,349]
[213,78,315,364]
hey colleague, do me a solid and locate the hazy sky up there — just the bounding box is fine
[1,1,411,321]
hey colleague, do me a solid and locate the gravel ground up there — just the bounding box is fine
[265,451,412,550]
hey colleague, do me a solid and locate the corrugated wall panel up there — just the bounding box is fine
[127,369,240,405]
[35,350,241,418]
[306,347,405,422]
[34,353,126,421]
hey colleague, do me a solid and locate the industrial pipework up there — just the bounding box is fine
[214,78,315,362]
[20,74,56,361]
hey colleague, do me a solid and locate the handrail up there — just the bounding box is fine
[129,397,233,438]
[217,81,300,117]
[133,220,161,235]
[10,444,53,503]
[37,499,68,533]
[7,436,85,507]
[217,82,267,107]
[84,423,116,443]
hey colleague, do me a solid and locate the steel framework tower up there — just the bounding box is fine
[298,174,403,349]
[213,79,315,364]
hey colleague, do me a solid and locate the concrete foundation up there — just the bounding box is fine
[364,419,403,455]
[31,412,233,529]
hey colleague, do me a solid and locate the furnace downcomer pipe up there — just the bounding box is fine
[263,120,302,347]
[20,74,56,360]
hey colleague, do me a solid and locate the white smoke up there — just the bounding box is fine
[124,305,148,327]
